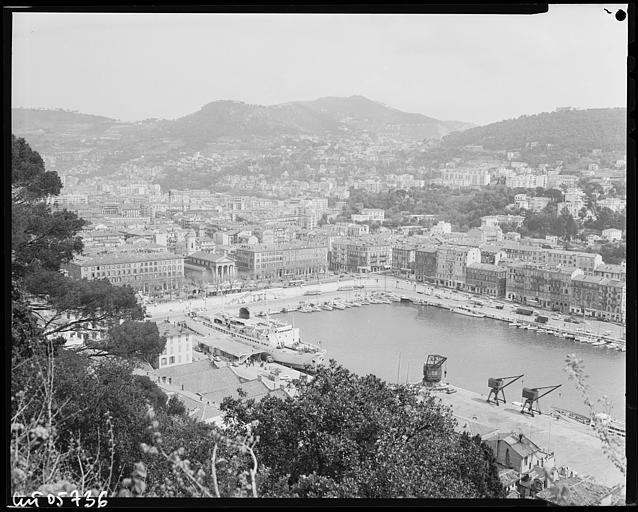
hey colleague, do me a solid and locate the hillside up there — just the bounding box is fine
[12,96,472,154]
[292,95,471,139]
[441,108,626,152]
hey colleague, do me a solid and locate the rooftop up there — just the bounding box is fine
[72,251,184,266]
[535,476,618,506]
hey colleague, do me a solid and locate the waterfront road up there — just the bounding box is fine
[147,276,625,344]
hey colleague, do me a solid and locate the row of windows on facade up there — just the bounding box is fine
[82,260,183,271]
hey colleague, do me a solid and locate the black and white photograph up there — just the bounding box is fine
[8,4,631,506]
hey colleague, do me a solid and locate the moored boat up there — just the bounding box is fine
[451,306,485,318]
[184,308,325,371]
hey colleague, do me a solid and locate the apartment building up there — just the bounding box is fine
[66,251,185,294]
[545,250,602,274]
[440,168,491,188]
[466,263,507,297]
[234,242,328,280]
[392,244,418,275]
[435,245,481,289]
[506,174,548,189]
[330,238,393,273]
[414,246,438,283]
[570,275,626,323]
[594,263,626,282]
[505,262,583,313]
[157,321,194,369]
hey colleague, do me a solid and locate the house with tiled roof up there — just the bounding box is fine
[535,475,623,506]
[482,431,554,479]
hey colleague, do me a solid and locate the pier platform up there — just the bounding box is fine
[433,384,625,488]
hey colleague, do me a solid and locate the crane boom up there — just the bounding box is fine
[535,384,561,400]
[499,375,524,389]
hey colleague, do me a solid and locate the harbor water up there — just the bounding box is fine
[280,302,626,421]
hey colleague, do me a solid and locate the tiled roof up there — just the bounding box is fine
[501,434,542,458]
[536,476,615,506]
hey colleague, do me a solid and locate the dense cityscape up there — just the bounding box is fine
[10,8,629,507]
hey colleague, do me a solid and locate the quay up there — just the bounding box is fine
[433,383,625,488]
[147,276,626,347]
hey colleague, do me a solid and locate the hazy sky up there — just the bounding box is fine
[12,6,627,126]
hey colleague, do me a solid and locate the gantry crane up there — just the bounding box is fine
[423,354,447,386]
[520,384,562,417]
[486,374,524,406]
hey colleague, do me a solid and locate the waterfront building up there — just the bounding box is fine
[330,237,393,273]
[466,263,507,297]
[65,251,185,294]
[505,262,582,312]
[594,263,626,282]
[392,244,418,275]
[184,251,236,283]
[234,242,328,280]
[482,432,554,484]
[570,275,626,323]
[435,245,481,289]
[414,245,439,283]
[157,320,193,369]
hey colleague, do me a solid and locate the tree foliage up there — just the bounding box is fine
[89,321,166,366]
[220,361,505,498]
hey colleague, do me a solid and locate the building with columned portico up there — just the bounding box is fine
[184,251,237,284]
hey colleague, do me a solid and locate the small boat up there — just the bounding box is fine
[451,307,485,318]
[509,321,520,327]
[299,305,314,313]
[527,325,538,331]
[591,341,606,347]
[321,303,333,311]
[349,301,362,307]
[331,301,346,310]
[537,328,548,334]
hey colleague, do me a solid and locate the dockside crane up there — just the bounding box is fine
[486,374,524,406]
[520,384,562,417]
[422,354,447,386]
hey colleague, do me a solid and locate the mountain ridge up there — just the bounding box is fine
[12,95,473,141]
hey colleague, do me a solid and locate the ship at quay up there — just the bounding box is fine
[183,307,326,372]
